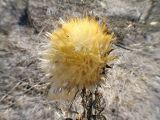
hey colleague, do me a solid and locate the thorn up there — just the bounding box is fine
[59,17,65,24]
[107,49,114,54]
[106,64,112,68]
[45,32,52,37]
[101,67,105,74]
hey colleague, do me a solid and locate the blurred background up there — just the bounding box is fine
[0,0,160,120]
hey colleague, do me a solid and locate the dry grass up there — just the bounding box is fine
[0,0,160,120]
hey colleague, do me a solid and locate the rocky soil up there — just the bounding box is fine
[0,0,160,120]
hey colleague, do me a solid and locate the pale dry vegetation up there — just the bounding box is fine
[0,0,160,120]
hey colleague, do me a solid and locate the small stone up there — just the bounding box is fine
[150,21,158,26]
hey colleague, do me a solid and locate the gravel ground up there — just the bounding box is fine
[0,0,160,120]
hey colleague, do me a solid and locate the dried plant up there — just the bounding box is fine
[40,17,116,119]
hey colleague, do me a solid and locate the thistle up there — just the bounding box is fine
[41,17,115,100]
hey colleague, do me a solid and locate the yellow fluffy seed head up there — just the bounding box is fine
[41,17,115,98]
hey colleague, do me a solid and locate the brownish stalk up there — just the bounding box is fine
[81,87,106,120]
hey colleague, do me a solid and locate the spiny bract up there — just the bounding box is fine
[41,17,115,98]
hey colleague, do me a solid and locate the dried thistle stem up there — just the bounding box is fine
[81,87,106,120]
